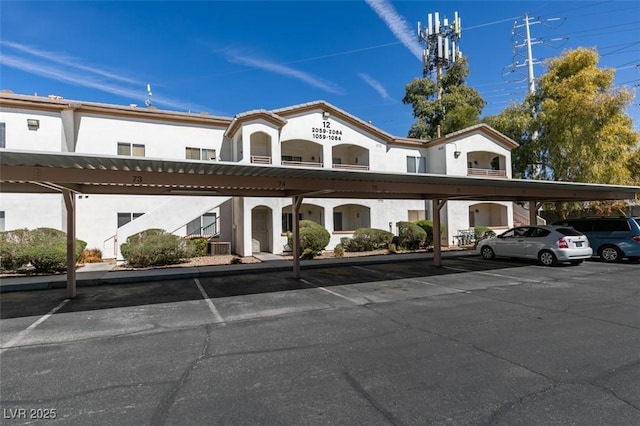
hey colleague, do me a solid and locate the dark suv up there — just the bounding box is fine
[552,217,640,263]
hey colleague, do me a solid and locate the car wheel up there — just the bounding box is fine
[599,245,622,263]
[480,246,495,260]
[570,260,584,265]
[538,250,557,266]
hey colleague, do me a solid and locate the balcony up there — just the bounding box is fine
[332,163,369,171]
[282,160,323,167]
[251,155,272,164]
[467,168,507,178]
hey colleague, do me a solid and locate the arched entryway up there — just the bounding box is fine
[469,202,508,227]
[251,206,273,253]
[333,204,370,231]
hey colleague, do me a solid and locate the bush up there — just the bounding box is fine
[0,229,30,271]
[340,228,393,252]
[0,228,86,274]
[473,226,496,247]
[80,248,103,264]
[189,237,208,257]
[24,228,87,273]
[286,220,330,259]
[333,244,345,257]
[396,221,426,250]
[414,220,445,246]
[120,228,192,267]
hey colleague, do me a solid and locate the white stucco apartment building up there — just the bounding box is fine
[0,92,519,259]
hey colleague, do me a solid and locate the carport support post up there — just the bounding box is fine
[529,201,543,226]
[63,190,77,298]
[292,195,303,278]
[432,198,447,267]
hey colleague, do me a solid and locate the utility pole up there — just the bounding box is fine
[508,13,563,94]
[418,11,462,100]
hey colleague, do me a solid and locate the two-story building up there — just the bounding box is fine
[0,91,520,259]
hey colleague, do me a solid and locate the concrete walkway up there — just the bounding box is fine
[0,250,475,293]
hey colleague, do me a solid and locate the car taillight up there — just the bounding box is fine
[633,236,640,242]
[557,238,569,249]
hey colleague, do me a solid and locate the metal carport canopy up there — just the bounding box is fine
[1,150,639,297]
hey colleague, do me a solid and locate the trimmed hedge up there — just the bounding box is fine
[287,220,330,259]
[120,228,193,267]
[414,220,445,246]
[0,227,86,274]
[396,221,427,250]
[340,227,393,252]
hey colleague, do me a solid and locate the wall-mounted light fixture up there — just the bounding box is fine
[322,111,330,120]
[452,142,461,159]
[27,119,40,130]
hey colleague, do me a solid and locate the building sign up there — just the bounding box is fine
[311,121,342,141]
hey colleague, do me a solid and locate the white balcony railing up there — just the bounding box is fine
[467,168,507,178]
[281,160,323,167]
[251,155,272,164]
[332,163,369,171]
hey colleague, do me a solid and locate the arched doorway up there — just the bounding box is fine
[469,203,508,227]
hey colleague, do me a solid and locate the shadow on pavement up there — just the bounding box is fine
[1,256,540,320]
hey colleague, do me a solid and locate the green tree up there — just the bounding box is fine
[486,48,639,184]
[403,56,486,139]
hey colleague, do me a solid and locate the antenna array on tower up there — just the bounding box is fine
[418,11,462,79]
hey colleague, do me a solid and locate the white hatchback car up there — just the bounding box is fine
[476,225,593,266]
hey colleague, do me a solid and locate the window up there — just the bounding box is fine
[528,227,551,238]
[333,212,343,231]
[186,213,218,236]
[0,122,5,148]
[186,147,216,160]
[0,211,4,231]
[282,212,302,233]
[406,156,427,173]
[117,212,144,228]
[282,155,303,162]
[117,142,145,157]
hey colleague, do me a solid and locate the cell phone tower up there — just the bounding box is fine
[418,11,462,99]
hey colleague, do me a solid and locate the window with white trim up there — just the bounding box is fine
[117,212,144,228]
[186,147,216,160]
[117,142,145,157]
[406,156,427,173]
[0,122,5,148]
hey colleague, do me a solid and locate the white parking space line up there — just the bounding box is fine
[443,266,472,272]
[353,265,404,279]
[194,278,226,325]
[0,298,70,353]
[299,278,363,305]
[444,265,542,283]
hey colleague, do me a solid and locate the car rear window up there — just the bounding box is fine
[556,227,584,236]
[633,218,640,229]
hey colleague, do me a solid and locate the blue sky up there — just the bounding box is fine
[1,1,639,136]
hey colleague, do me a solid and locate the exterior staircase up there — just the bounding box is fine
[114,196,231,260]
[513,203,546,226]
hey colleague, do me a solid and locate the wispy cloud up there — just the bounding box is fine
[364,0,422,61]
[225,50,344,95]
[2,41,141,85]
[0,41,206,112]
[358,73,391,101]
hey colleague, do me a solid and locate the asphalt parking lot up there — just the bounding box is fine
[1,256,639,425]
